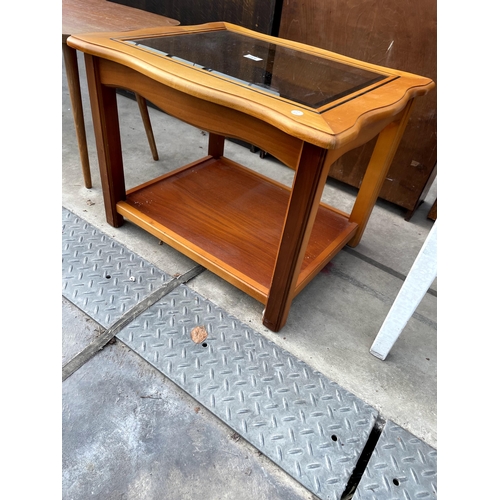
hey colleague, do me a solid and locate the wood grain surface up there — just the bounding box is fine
[63,0,178,37]
[279,0,437,213]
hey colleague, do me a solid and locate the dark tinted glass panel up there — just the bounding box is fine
[124,30,387,108]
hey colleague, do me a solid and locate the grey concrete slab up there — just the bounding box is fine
[319,179,437,281]
[62,297,104,365]
[62,50,437,453]
[62,306,316,500]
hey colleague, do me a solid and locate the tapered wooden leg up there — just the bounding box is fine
[135,93,159,161]
[84,54,125,228]
[263,142,328,332]
[62,43,92,189]
[208,133,225,158]
[348,99,415,247]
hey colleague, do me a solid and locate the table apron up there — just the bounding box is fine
[95,57,410,176]
[97,57,305,169]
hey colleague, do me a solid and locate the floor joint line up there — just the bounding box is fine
[342,246,437,297]
[340,416,385,499]
[62,264,205,381]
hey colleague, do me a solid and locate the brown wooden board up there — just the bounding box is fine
[107,0,280,35]
[119,156,358,303]
[278,0,437,215]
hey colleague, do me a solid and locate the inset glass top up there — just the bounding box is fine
[123,30,389,109]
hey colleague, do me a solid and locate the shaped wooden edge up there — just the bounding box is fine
[67,22,435,151]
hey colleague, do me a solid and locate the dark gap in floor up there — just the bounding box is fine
[340,417,385,500]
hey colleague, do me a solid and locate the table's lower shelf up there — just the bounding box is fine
[117,156,358,303]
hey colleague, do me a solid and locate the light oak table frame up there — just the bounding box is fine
[62,0,179,188]
[68,22,435,332]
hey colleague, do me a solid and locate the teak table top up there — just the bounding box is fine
[67,22,434,152]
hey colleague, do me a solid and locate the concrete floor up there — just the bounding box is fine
[62,51,437,499]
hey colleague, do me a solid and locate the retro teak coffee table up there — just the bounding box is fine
[68,22,435,332]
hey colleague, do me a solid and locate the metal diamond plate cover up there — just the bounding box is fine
[117,284,378,500]
[352,421,437,499]
[62,208,171,327]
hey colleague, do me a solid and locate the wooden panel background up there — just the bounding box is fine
[278,0,437,215]
[108,0,281,35]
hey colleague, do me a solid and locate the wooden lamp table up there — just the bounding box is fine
[67,22,435,332]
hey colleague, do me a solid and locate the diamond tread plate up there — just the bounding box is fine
[117,285,378,500]
[62,208,437,500]
[62,208,171,327]
[352,421,437,499]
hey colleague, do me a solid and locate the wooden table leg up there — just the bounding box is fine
[62,42,92,189]
[208,132,225,158]
[84,54,125,227]
[135,93,159,161]
[263,142,328,332]
[348,99,415,247]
